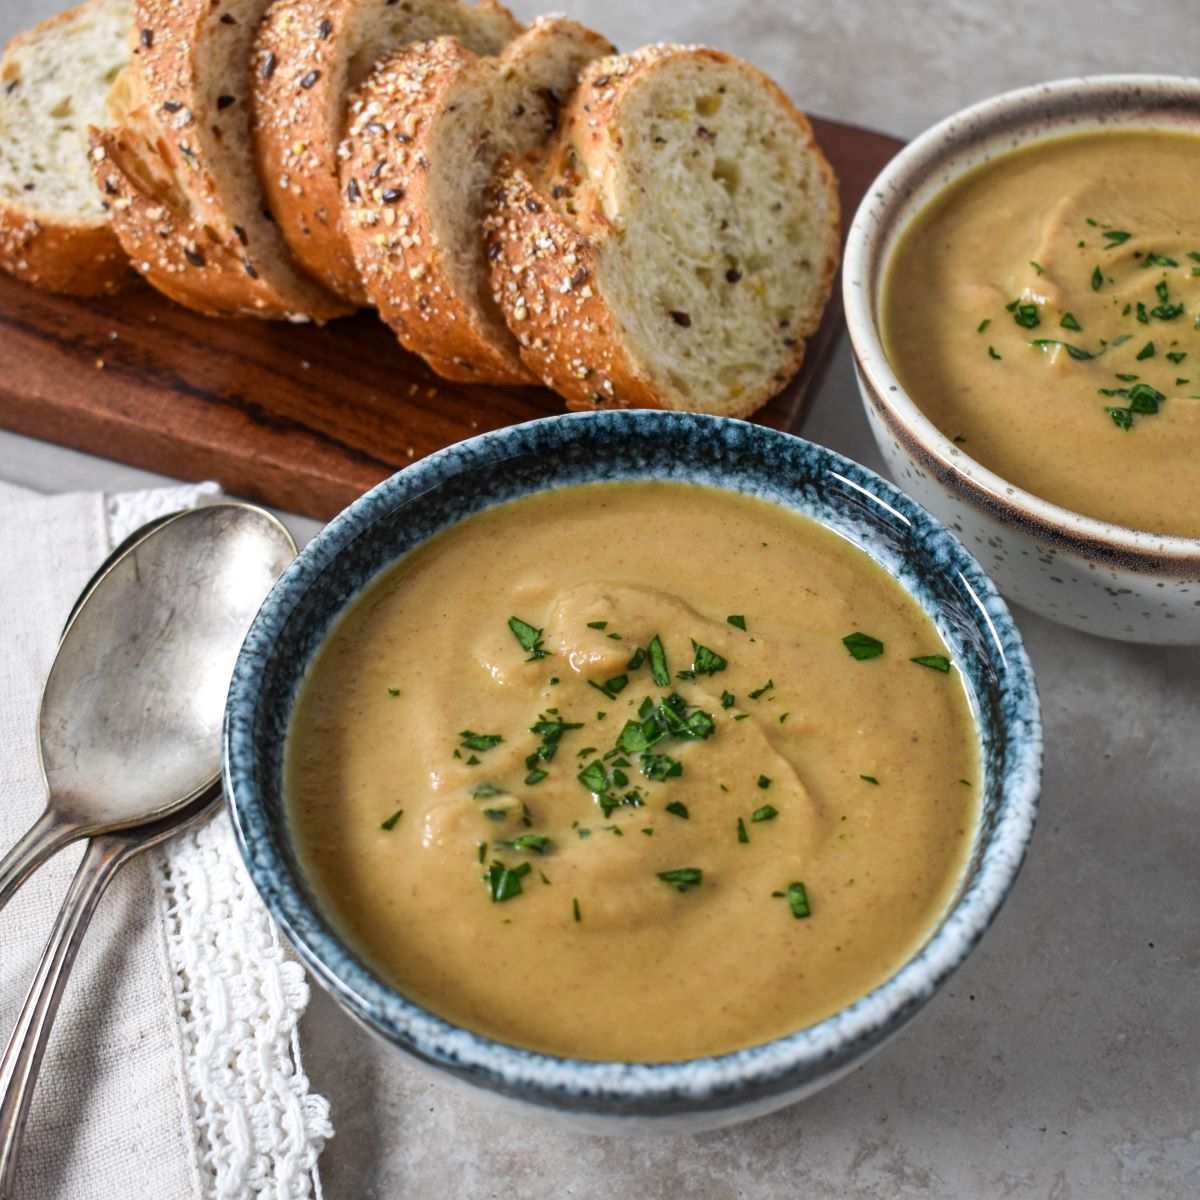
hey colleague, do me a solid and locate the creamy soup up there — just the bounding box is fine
[884,130,1200,537]
[286,482,979,1061]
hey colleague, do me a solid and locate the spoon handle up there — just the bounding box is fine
[0,835,130,1200]
[0,810,78,919]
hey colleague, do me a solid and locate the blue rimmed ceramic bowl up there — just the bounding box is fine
[223,410,1042,1134]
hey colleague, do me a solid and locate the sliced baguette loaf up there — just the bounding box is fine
[89,0,348,320]
[0,0,131,296]
[341,17,614,384]
[252,0,523,306]
[484,46,840,415]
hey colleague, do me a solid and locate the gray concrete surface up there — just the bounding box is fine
[1,1,1197,1196]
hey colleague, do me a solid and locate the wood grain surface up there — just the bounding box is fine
[0,117,903,520]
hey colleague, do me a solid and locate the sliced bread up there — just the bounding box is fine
[484,46,841,415]
[89,0,348,320]
[0,0,131,296]
[340,17,614,384]
[252,0,523,306]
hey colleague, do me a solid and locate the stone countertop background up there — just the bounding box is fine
[0,0,1197,1196]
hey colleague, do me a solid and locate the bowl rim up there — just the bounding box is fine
[843,72,1200,571]
[223,409,1042,1115]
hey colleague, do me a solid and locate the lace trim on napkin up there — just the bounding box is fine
[106,485,331,1199]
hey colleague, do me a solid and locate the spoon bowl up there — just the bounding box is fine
[0,503,296,910]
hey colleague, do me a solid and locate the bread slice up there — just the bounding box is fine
[484,46,840,415]
[252,0,523,306]
[341,17,614,384]
[89,0,348,320]
[0,0,132,296]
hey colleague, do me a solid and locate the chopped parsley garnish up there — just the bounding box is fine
[720,690,735,709]
[508,616,548,660]
[751,805,778,822]
[626,646,646,670]
[466,754,480,765]
[573,897,581,922]
[757,774,772,789]
[1091,265,1104,291]
[676,640,727,679]
[1166,351,1187,364]
[499,833,550,854]
[1011,301,1040,328]
[484,860,530,902]
[387,687,400,697]
[586,620,608,630]
[726,614,747,630]
[648,635,671,686]
[1106,406,1134,430]
[748,678,775,699]
[988,346,1002,360]
[1144,252,1178,267]
[665,800,689,819]
[977,318,991,333]
[737,818,749,844]
[1059,312,1081,331]
[1030,338,1096,360]
[842,632,884,660]
[860,774,879,785]
[380,808,404,830]
[477,841,487,864]
[1028,260,1045,276]
[1136,341,1156,361]
[640,752,683,781]
[460,730,502,752]
[635,693,717,742]
[657,867,702,892]
[1137,302,1149,324]
[588,673,628,700]
[911,654,951,672]
[1102,229,1131,246]
[785,882,811,919]
[526,712,583,776]
[577,758,645,817]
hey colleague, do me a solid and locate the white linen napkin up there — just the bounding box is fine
[0,480,331,1199]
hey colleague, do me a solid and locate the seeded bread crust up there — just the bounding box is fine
[95,0,348,320]
[252,0,523,306]
[0,0,132,296]
[484,46,840,415]
[341,18,613,384]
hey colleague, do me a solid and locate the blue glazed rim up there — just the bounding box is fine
[224,410,1042,1119]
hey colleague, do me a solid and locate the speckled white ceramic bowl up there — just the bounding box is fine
[224,410,1041,1135]
[844,74,1200,643]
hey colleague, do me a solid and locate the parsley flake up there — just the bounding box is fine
[648,635,671,686]
[658,867,702,892]
[785,882,811,919]
[842,632,884,661]
[751,805,778,822]
[460,730,502,752]
[508,616,548,660]
[665,800,689,819]
[757,774,772,789]
[380,808,404,830]
[726,614,747,630]
[860,774,879,785]
[748,679,775,699]
[737,818,749,844]
[485,860,530,903]
[911,654,951,672]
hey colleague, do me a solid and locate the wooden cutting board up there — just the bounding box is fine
[0,117,902,521]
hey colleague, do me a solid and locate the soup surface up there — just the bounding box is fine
[884,130,1200,537]
[287,482,979,1061]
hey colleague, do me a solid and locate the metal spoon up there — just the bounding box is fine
[0,503,296,912]
[0,502,296,1197]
